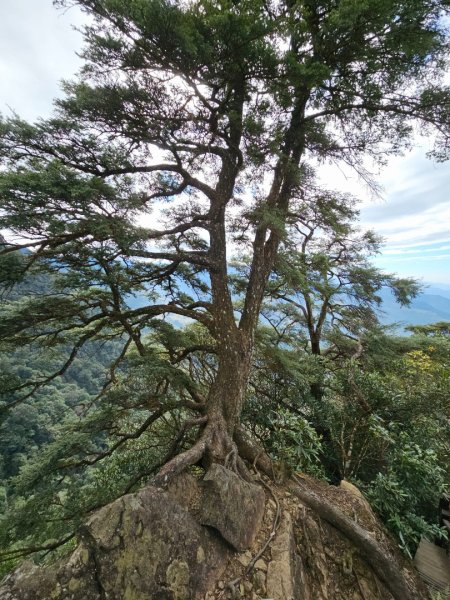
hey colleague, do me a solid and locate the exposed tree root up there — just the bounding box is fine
[290,475,426,600]
[236,455,254,483]
[245,464,282,573]
[153,417,238,487]
[234,426,273,475]
[153,436,207,487]
[234,426,428,600]
[224,443,239,472]
[166,416,209,462]
[153,424,427,600]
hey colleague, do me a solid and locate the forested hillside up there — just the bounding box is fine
[1,0,450,598]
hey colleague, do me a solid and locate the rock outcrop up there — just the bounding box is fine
[199,464,266,551]
[0,468,430,600]
[266,512,301,600]
[0,482,232,600]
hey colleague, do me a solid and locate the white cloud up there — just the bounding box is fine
[382,253,450,263]
[0,0,85,120]
[383,244,450,255]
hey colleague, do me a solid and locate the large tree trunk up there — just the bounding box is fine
[155,89,310,485]
[153,332,255,485]
[203,332,254,463]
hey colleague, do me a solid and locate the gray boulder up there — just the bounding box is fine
[0,485,230,600]
[199,464,265,552]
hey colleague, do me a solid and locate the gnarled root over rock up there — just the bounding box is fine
[0,429,430,600]
[234,426,430,600]
[153,417,251,488]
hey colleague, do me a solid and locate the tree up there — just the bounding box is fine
[1,0,449,487]
[241,319,450,555]
[252,189,420,399]
[324,331,450,555]
[406,321,450,336]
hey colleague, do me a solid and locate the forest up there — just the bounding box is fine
[0,0,449,595]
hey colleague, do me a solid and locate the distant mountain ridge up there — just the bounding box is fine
[8,241,449,330]
[126,284,450,330]
[378,284,450,329]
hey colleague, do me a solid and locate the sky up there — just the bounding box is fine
[1,0,450,286]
